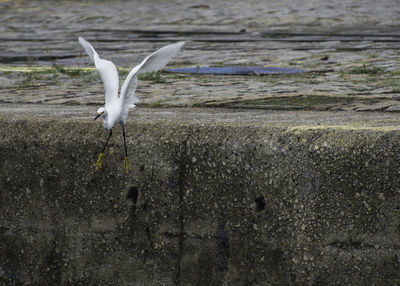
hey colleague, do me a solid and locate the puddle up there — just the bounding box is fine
[165,66,305,75]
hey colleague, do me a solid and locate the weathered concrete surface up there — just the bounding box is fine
[1,107,400,285]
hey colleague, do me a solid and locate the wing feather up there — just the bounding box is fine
[137,41,186,74]
[120,41,185,109]
[79,37,119,105]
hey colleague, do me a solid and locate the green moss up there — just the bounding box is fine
[389,70,400,76]
[15,65,98,88]
[391,88,400,93]
[62,100,81,106]
[118,68,129,77]
[51,64,91,76]
[18,72,37,88]
[18,70,59,88]
[347,63,384,75]
[375,78,400,88]
[82,15,106,21]
[169,60,197,67]
[81,73,98,83]
[252,71,326,87]
[241,95,369,107]
[147,100,167,108]
[138,72,166,83]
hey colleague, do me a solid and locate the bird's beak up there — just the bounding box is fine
[94,112,103,121]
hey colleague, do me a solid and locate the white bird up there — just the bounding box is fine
[78,37,185,173]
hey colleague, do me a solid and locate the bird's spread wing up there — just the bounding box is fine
[79,37,119,105]
[120,65,140,109]
[120,41,185,109]
[134,41,186,74]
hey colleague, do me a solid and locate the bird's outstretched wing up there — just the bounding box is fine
[78,37,119,105]
[120,41,185,109]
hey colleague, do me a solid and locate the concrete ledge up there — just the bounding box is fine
[1,114,400,285]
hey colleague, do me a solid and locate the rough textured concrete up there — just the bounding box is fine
[1,109,400,285]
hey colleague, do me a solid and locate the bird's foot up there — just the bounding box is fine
[123,156,132,174]
[95,153,105,170]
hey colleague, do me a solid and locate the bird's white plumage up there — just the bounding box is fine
[119,41,186,112]
[78,37,96,63]
[79,37,119,106]
[79,37,185,129]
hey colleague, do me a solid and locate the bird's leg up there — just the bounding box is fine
[122,126,132,173]
[96,129,112,170]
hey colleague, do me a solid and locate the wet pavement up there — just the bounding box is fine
[0,0,400,114]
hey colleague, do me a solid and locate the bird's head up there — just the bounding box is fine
[94,107,106,121]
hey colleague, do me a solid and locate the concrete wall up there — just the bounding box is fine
[1,117,399,285]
